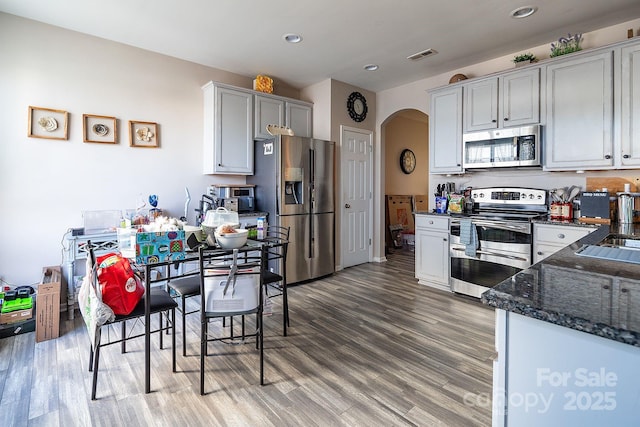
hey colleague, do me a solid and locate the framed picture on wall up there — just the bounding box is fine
[83,114,117,144]
[129,120,158,148]
[28,106,69,140]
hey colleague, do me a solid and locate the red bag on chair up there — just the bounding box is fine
[96,253,145,315]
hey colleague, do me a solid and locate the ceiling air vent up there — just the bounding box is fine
[407,48,438,61]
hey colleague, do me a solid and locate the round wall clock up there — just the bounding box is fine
[347,91,368,122]
[400,149,416,174]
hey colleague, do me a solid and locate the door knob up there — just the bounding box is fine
[345,203,351,208]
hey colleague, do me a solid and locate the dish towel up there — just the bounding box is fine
[459,219,478,257]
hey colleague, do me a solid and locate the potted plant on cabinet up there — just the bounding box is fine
[513,53,537,67]
[550,33,583,57]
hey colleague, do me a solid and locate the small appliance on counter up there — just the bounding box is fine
[207,184,256,213]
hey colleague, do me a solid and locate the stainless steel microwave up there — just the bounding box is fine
[463,125,541,169]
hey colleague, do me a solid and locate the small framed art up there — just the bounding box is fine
[28,106,69,140]
[83,114,117,144]
[129,120,158,148]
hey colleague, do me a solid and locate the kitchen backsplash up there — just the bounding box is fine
[429,169,640,210]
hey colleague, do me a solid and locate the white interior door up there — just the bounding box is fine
[341,126,373,268]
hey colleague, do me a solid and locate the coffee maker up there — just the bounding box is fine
[207,185,256,213]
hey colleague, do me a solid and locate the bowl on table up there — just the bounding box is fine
[214,227,248,249]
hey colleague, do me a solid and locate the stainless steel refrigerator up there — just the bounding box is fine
[247,135,335,284]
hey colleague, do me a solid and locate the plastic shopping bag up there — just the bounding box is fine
[79,258,115,349]
[96,253,145,315]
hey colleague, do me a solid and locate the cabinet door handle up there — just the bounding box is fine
[621,288,628,293]
[503,117,509,121]
[623,154,630,159]
[537,251,543,255]
[492,119,497,123]
[604,154,612,159]
[603,285,610,290]
[345,203,351,209]
[557,233,565,239]
[443,238,447,242]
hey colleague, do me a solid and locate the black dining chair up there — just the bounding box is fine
[198,245,266,395]
[84,241,177,400]
[261,225,290,336]
[166,268,201,356]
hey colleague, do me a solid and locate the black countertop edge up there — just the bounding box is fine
[481,290,640,347]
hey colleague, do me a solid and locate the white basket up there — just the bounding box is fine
[204,267,259,313]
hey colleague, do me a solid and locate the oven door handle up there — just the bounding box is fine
[473,220,530,233]
[451,246,529,262]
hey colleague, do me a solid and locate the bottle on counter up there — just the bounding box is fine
[618,183,634,224]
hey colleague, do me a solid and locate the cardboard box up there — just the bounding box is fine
[0,307,33,324]
[36,266,62,342]
[413,195,430,212]
[385,195,415,250]
[387,195,415,231]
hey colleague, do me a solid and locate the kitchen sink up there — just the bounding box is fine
[575,234,640,264]
[596,234,640,250]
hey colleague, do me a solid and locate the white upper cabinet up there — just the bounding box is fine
[463,68,540,132]
[429,86,463,174]
[544,50,614,170]
[286,102,313,138]
[203,82,254,175]
[254,95,284,140]
[255,95,313,139]
[620,43,640,168]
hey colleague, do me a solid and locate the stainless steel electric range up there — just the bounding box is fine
[449,187,548,298]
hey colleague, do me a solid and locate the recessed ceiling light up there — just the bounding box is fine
[283,33,302,43]
[364,64,379,71]
[510,6,537,19]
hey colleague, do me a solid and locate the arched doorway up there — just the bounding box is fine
[381,109,429,253]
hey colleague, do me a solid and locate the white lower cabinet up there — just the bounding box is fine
[493,310,640,427]
[533,223,596,264]
[415,214,450,291]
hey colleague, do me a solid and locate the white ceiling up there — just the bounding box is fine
[2,0,640,92]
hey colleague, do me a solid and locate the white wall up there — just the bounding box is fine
[0,14,273,286]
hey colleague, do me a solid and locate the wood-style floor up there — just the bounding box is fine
[0,249,495,426]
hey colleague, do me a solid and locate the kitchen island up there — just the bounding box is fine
[482,223,640,426]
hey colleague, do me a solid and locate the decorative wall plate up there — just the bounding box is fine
[38,116,58,132]
[136,126,154,142]
[92,123,109,136]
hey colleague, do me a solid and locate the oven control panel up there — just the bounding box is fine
[471,187,546,206]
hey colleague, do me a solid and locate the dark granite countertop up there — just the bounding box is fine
[482,223,640,347]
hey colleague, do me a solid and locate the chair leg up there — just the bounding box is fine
[283,283,289,336]
[91,329,102,400]
[121,321,127,353]
[181,295,187,357]
[171,308,176,373]
[200,319,206,395]
[89,345,94,372]
[159,311,164,350]
[259,311,264,385]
